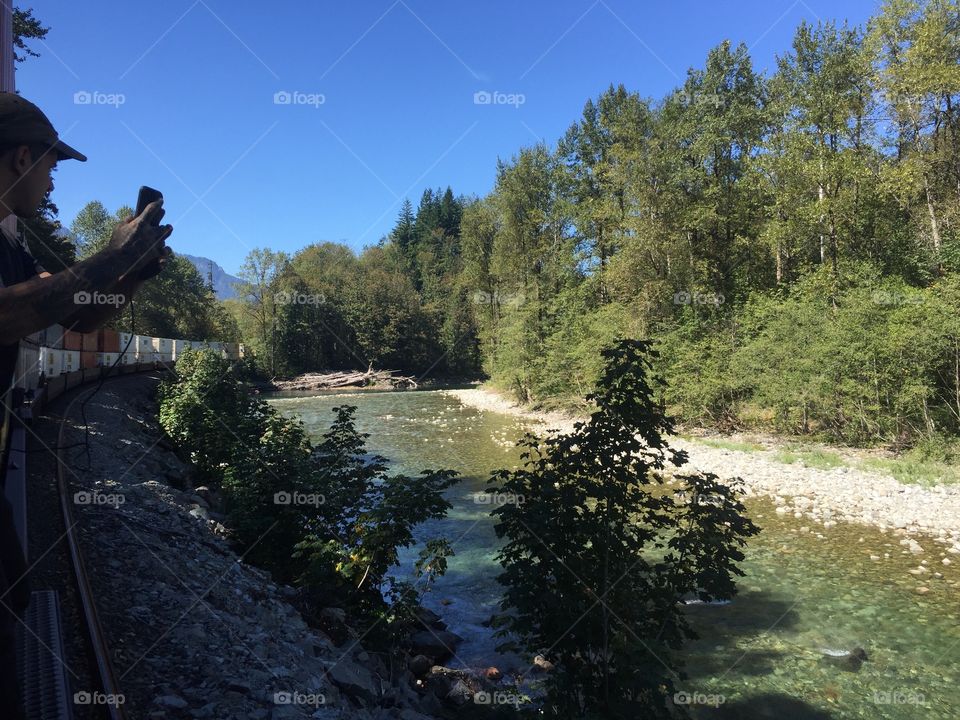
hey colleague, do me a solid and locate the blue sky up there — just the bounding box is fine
[19,0,879,274]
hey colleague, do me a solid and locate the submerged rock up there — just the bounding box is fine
[820,646,869,672]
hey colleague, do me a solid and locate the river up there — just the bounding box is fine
[268,387,960,719]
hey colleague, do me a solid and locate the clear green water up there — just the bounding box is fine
[269,389,960,719]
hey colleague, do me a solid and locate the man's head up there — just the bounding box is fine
[0,93,86,219]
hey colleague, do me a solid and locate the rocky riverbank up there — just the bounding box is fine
[442,387,960,555]
[50,374,513,720]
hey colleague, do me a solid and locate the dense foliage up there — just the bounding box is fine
[488,340,759,718]
[232,0,960,451]
[158,349,459,633]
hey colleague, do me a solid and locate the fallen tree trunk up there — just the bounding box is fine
[273,368,417,391]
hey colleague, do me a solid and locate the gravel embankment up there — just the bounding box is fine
[443,387,960,554]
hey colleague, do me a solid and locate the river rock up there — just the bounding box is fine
[408,654,432,677]
[326,658,379,703]
[408,630,464,660]
[445,679,473,706]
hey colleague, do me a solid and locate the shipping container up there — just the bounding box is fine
[80,332,99,370]
[152,337,174,362]
[14,345,40,390]
[61,350,78,373]
[135,335,155,361]
[40,347,62,379]
[172,339,190,360]
[98,352,120,368]
[63,330,83,351]
[99,329,120,353]
[40,324,65,349]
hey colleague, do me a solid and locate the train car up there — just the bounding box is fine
[99,329,120,353]
[80,332,99,370]
[61,349,79,374]
[63,330,83,351]
[172,339,191,360]
[14,344,41,390]
[118,332,137,364]
[135,335,155,361]
[39,347,62,379]
[98,352,120,368]
[40,324,65,349]
[152,337,174,362]
[222,342,239,360]
[207,341,225,357]
[190,340,206,351]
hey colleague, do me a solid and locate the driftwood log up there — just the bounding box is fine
[273,369,417,391]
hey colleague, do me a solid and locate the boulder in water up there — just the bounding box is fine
[820,646,868,672]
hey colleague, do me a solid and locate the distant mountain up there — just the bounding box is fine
[180,253,243,300]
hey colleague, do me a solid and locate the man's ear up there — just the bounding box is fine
[0,145,34,176]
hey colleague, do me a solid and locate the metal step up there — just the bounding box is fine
[16,590,73,720]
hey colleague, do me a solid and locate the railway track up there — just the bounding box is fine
[54,385,127,720]
[11,366,173,720]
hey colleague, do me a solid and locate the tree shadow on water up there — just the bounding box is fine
[691,693,835,720]
[682,590,802,679]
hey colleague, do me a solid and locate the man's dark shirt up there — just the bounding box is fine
[0,223,44,635]
[0,225,45,391]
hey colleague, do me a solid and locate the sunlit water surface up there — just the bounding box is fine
[269,389,960,719]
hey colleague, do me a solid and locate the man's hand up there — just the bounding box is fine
[108,199,173,276]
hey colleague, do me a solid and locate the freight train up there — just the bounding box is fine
[13,325,243,391]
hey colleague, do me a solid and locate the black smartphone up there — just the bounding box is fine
[135,185,163,224]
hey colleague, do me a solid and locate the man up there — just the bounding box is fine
[0,92,173,717]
